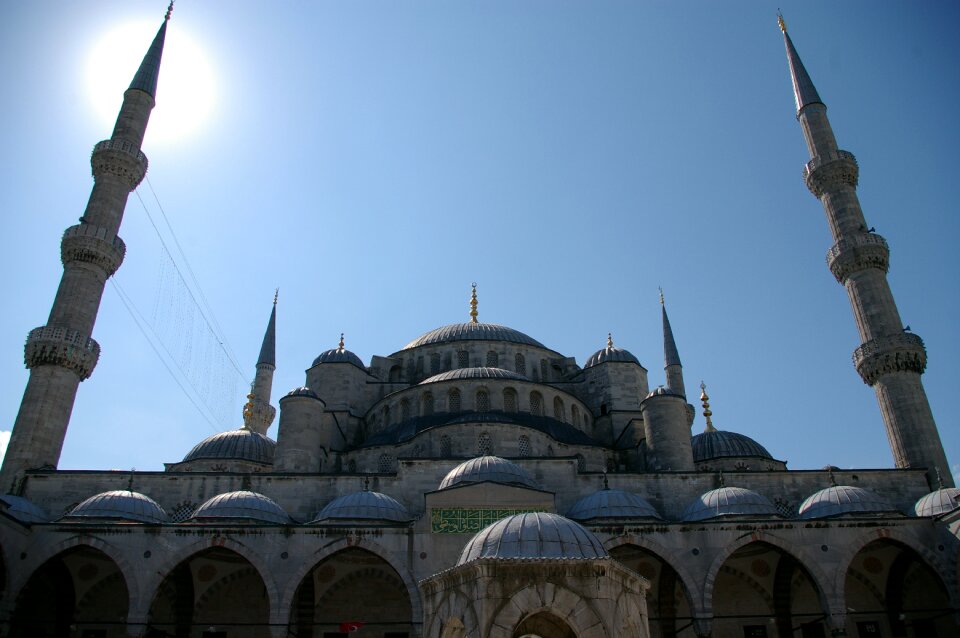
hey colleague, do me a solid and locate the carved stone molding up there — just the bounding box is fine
[853,332,926,386]
[804,149,858,197]
[826,232,889,282]
[24,326,100,380]
[90,138,148,189]
[60,224,126,276]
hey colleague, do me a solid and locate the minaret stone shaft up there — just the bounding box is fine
[781,23,952,487]
[0,15,170,491]
[243,296,278,435]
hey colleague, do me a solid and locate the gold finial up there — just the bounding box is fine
[242,381,255,422]
[607,332,614,349]
[700,381,716,432]
[469,283,479,324]
[777,10,787,34]
[273,288,279,305]
[338,333,345,351]
[659,287,665,306]
[165,0,175,21]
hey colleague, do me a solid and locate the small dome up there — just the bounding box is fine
[401,322,548,351]
[691,430,774,462]
[310,491,411,524]
[312,347,365,369]
[0,494,50,523]
[458,512,607,564]
[798,485,895,519]
[65,490,168,524]
[914,488,960,517]
[285,386,319,398]
[420,367,528,385]
[682,486,777,521]
[182,429,276,465]
[644,386,681,400]
[191,490,290,524]
[584,346,640,368]
[566,489,661,521]
[439,456,538,490]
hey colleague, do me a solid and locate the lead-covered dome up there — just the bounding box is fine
[798,485,895,519]
[682,486,777,521]
[190,490,290,524]
[65,490,168,524]
[566,489,661,521]
[914,488,960,517]
[310,491,411,524]
[584,345,640,368]
[401,322,548,351]
[439,456,538,490]
[691,430,773,462]
[458,512,607,564]
[182,428,276,465]
[420,367,528,385]
[0,494,50,523]
[312,347,365,369]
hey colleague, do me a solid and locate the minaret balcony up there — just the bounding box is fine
[24,326,100,380]
[804,149,858,197]
[60,224,127,276]
[90,139,148,189]
[826,232,889,283]
[853,332,926,386]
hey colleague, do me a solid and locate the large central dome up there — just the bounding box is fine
[400,322,548,351]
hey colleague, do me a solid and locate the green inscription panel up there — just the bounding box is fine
[430,508,542,534]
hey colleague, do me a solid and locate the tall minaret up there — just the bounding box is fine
[1,5,173,491]
[779,16,952,487]
[660,289,685,398]
[242,293,278,435]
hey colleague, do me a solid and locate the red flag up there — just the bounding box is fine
[339,621,365,633]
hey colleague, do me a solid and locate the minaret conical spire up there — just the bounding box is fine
[244,294,278,435]
[780,19,952,488]
[257,290,278,366]
[128,3,173,98]
[660,289,685,397]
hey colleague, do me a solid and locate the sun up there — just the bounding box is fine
[86,20,216,146]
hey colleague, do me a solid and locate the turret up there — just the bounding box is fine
[1,5,173,491]
[779,16,952,487]
[274,388,328,473]
[242,293,278,435]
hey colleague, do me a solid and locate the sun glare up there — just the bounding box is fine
[86,20,216,146]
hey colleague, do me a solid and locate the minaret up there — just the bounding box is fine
[242,292,278,435]
[660,289,685,397]
[0,5,173,491]
[779,16,952,487]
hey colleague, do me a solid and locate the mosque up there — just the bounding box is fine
[0,7,958,638]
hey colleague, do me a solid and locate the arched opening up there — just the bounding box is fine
[11,545,129,638]
[845,539,956,637]
[147,547,270,637]
[290,547,414,637]
[711,541,825,638]
[448,389,461,413]
[611,544,692,638]
[513,610,576,638]
[530,392,543,417]
[504,388,518,413]
[422,392,435,416]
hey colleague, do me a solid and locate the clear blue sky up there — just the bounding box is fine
[1,1,958,479]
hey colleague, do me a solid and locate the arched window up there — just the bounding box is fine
[571,404,580,427]
[540,359,548,381]
[575,453,586,472]
[448,389,461,412]
[554,397,565,421]
[457,350,470,368]
[518,435,531,457]
[347,459,357,472]
[382,405,391,425]
[486,350,499,367]
[422,392,435,416]
[431,352,441,374]
[478,432,492,456]
[503,388,518,412]
[515,353,525,375]
[415,356,424,376]
[378,454,395,473]
[476,389,490,412]
[530,392,543,416]
[443,352,452,371]
[440,435,451,457]
[400,398,411,421]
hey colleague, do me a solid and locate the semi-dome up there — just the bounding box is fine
[584,345,640,368]
[439,456,538,490]
[566,489,661,521]
[458,512,607,564]
[682,486,777,521]
[798,486,895,519]
[285,386,319,398]
[401,322,548,351]
[190,490,290,524]
[914,488,960,517]
[310,491,411,524]
[419,367,528,385]
[65,490,168,524]
[312,347,365,369]
[0,494,50,523]
[182,428,276,465]
[691,430,774,462]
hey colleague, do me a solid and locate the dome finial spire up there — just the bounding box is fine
[165,0,175,21]
[469,282,479,324]
[338,333,345,351]
[777,9,786,34]
[700,381,716,433]
[607,332,613,349]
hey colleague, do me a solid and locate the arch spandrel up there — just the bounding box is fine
[604,533,701,615]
